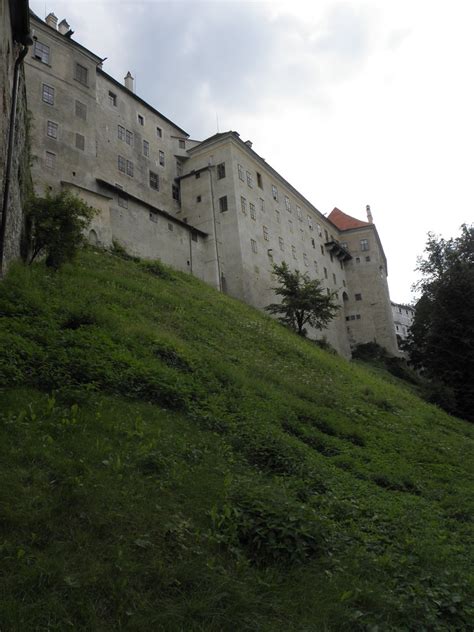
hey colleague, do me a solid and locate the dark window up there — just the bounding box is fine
[126,129,133,146]
[42,84,55,105]
[108,91,117,106]
[360,239,369,251]
[138,114,144,126]
[356,314,361,320]
[311,238,315,248]
[75,100,86,120]
[355,293,362,301]
[324,267,328,279]
[126,160,134,177]
[324,229,329,241]
[219,196,228,212]
[195,172,200,179]
[320,245,324,255]
[118,155,126,173]
[156,126,162,138]
[172,184,180,201]
[149,171,159,190]
[217,162,226,179]
[143,140,149,156]
[178,139,186,149]
[74,63,88,86]
[45,151,55,169]
[46,120,58,139]
[257,172,263,189]
[196,195,202,203]
[118,125,125,141]
[34,41,50,64]
[75,133,85,150]
[332,273,336,284]
[272,184,278,201]
[365,255,371,262]
[159,150,165,166]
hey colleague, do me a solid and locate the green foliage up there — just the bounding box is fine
[266,261,339,336]
[405,225,474,421]
[0,251,473,631]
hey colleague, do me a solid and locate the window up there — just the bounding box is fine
[149,170,159,190]
[75,133,85,150]
[238,164,244,181]
[317,223,322,237]
[308,216,313,230]
[149,212,158,223]
[108,91,117,106]
[45,151,55,169]
[117,125,125,141]
[251,239,257,254]
[195,172,200,179]
[272,184,278,201]
[159,150,165,167]
[143,140,149,156]
[125,160,133,177]
[296,205,302,221]
[156,126,162,138]
[196,195,202,203]
[118,194,128,208]
[250,202,256,220]
[288,219,293,233]
[320,245,324,255]
[360,239,369,251]
[324,267,328,279]
[172,184,180,201]
[46,120,58,139]
[168,223,174,231]
[219,196,228,212]
[355,293,362,301]
[259,198,265,212]
[332,273,336,284]
[365,256,371,262]
[138,114,144,126]
[257,172,263,189]
[75,100,86,120]
[275,209,280,224]
[356,314,361,320]
[263,226,269,241]
[74,63,88,86]
[241,196,247,214]
[303,253,309,267]
[33,41,50,64]
[192,231,198,243]
[292,245,297,259]
[279,237,284,251]
[342,279,346,287]
[285,196,291,212]
[311,238,315,249]
[42,84,55,105]
[126,129,133,146]
[246,171,253,188]
[314,260,318,273]
[324,229,329,241]
[217,162,226,179]
[178,139,185,148]
[118,155,126,173]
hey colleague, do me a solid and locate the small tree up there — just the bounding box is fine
[24,190,97,269]
[265,262,339,336]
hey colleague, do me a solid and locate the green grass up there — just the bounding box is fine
[0,249,473,631]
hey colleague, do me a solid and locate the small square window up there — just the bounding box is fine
[75,100,86,120]
[143,140,149,156]
[365,255,371,262]
[46,120,58,139]
[241,196,247,214]
[178,139,185,148]
[217,162,226,179]
[355,293,362,301]
[75,133,85,151]
[251,239,257,254]
[272,184,278,201]
[159,150,165,167]
[108,91,117,106]
[138,114,144,126]
[238,164,244,181]
[257,172,263,189]
[45,151,55,169]
[74,63,88,86]
[250,203,256,220]
[219,196,228,212]
[356,314,361,320]
[42,84,55,105]
[356,257,361,263]
[156,126,162,138]
[196,195,202,203]
[149,170,159,190]
[34,41,50,64]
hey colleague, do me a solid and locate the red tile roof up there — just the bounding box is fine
[328,207,371,231]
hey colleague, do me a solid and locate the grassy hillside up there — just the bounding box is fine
[0,250,473,631]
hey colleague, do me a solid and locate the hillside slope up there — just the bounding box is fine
[0,250,473,631]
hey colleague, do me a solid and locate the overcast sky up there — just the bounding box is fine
[30,0,474,303]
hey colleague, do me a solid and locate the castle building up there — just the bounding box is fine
[23,10,399,357]
[391,302,415,348]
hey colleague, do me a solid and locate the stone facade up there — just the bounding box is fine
[23,11,400,357]
[391,302,414,348]
[0,0,31,275]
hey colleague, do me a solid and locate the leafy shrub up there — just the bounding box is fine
[139,259,175,280]
[111,240,140,262]
[352,342,388,361]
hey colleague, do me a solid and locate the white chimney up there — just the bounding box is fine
[366,204,373,223]
[58,19,70,35]
[45,12,58,29]
[124,71,134,92]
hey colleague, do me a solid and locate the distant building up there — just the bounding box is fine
[391,302,415,348]
[23,10,400,357]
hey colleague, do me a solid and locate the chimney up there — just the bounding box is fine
[366,204,373,223]
[58,19,70,35]
[124,71,134,92]
[245,140,253,148]
[45,12,58,29]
